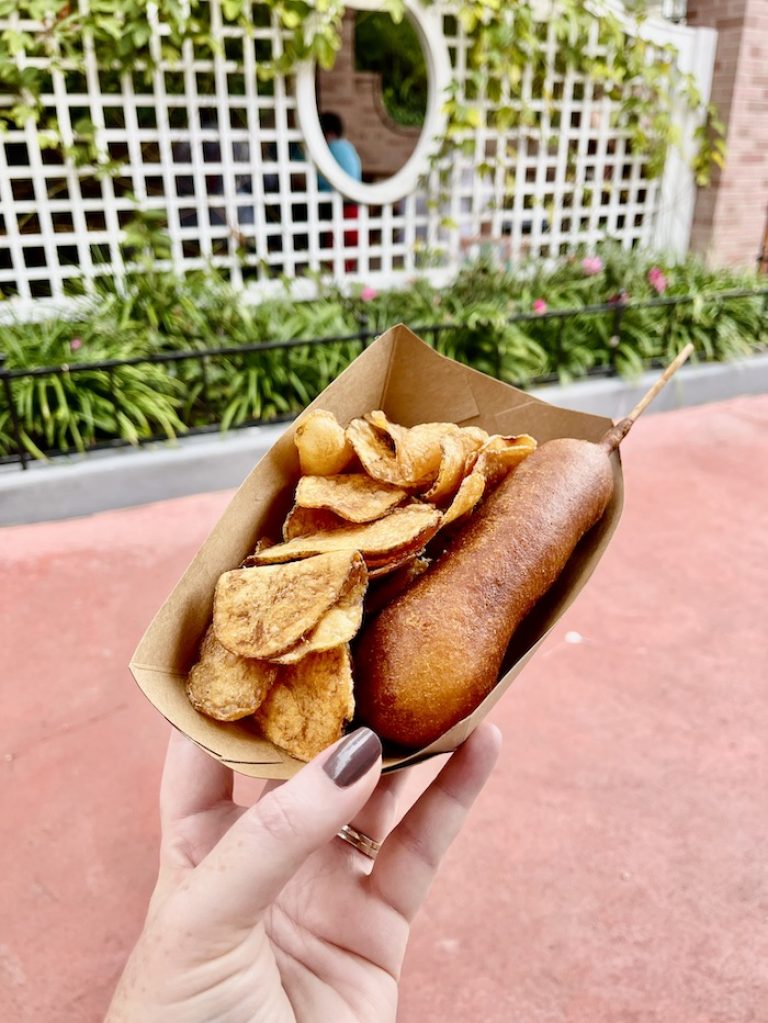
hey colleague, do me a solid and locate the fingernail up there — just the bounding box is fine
[323,728,382,787]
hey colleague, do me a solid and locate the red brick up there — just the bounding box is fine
[689,0,768,266]
[317,11,421,180]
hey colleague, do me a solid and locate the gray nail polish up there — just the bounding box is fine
[323,728,382,787]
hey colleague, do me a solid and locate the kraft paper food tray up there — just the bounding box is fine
[130,325,623,779]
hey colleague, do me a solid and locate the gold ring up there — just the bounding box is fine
[336,823,381,860]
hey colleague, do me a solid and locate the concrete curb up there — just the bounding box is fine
[2,353,767,525]
[0,424,286,526]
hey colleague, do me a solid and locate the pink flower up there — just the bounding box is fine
[581,256,604,276]
[648,267,668,294]
[532,298,548,315]
[70,337,83,351]
[360,286,378,302]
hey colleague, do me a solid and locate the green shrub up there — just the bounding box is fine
[0,318,185,457]
[1,246,765,460]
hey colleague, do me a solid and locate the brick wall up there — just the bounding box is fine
[316,13,421,184]
[687,0,768,267]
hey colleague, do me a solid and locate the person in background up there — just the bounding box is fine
[317,111,362,271]
[318,111,362,191]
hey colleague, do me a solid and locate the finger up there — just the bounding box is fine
[261,772,407,873]
[258,777,283,801]
[178,727,382,932]
[160,728,234,829]
[345,772,410,851]
[259,761,409,837]
[367,723,501,923]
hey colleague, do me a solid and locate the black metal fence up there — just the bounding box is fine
[759,209,768,275]
[2,286,767,472]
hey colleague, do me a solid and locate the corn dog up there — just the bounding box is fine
[354,437,615,747]
[355,342,695,750]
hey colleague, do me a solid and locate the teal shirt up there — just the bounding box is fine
[318,138,362,192]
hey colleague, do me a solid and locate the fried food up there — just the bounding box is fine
[186,626,277,721]
[378,420,460,489]
[282,505,346,541]
[365,556,431,614]
[461,426,490,448]
[214,551,365,659]
[295,473,407,523]
[346,413,458,490]
[239,537,275,567]
[190,409,541,756]
[470,434,538,485]
[254,646,355,761]
[345,418,406,488]
[366,550,421,578]
[441,470,486,526]
[248,504,441,566]
[423,433,469,504]
[270,556,367,664]
[355,438,614,748]
[295,410,354,476]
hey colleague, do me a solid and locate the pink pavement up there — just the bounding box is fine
[1,395,767,1023]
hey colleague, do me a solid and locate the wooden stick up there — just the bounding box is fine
[601,343,694,451]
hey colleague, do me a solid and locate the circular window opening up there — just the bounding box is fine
[315,10,427,186]
[295,0,450,207]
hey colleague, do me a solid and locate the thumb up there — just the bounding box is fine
[176,728,382,932]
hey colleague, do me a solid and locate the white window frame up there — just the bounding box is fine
[294,0,452,206]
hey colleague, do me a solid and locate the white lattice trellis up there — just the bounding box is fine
[0,1,716,314]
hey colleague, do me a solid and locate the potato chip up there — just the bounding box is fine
[270,605,357,665]
[240,537,275,567]
[363,411,463,489]
[362,408,399,434]
[367,551,421,578]
[472,434,537,485]
[249,503,442,565]
[296,473,407,523]
[295,409,354,476]
[424,433,469,504]
[346,418,403,487]
[442,470,486,527]
[398,422,463,487]
[461,426,490,449]
[270,558,367,664]
[254,646,355,762]
[348,412,462,490]
[282,505,346,541]
[214,551,364,659]
[186,625,277,721]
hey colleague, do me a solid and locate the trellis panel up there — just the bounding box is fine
[0,1,716,314]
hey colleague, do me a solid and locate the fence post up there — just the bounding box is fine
[758,211,768,274]
[200,353,211,420]
[0,354,28,470]
[649,20,718,256]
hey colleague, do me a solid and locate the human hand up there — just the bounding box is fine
[106,723,501,1023]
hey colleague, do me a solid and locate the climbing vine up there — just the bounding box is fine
[0,0,724,215]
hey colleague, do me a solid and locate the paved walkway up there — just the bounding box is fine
[2,396,767,1023]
